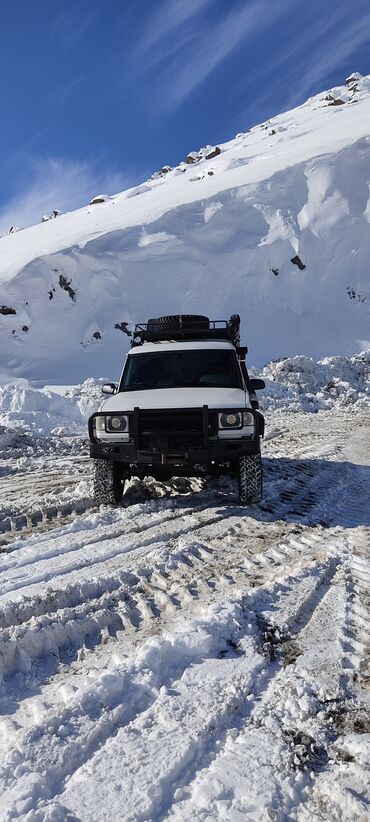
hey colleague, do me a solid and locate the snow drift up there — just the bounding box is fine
[0,75,370,381]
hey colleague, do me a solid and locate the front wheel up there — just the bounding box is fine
[93,459,126,506]
[238,454,262,504]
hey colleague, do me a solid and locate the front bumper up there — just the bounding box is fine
[90,437,259,465]
[88,405,261,468]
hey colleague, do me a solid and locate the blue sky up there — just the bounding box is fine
[1,0,370,231]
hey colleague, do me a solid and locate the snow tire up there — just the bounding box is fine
[93,459,125,506]
[238,453,262,505]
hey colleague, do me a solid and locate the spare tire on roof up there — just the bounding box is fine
[147,314,209,332]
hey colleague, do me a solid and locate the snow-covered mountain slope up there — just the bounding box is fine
[1,75,370,381]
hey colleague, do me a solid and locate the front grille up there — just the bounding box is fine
[138,410,216,450]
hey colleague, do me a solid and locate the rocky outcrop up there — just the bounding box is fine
[186,152,198,164]
[59,275,76,301]
[205,146,221,160]
[291,255,306,270]
[90,194,110,205]
[345,72,363,86]
[0,306,16,315]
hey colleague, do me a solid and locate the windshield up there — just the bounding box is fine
[119,350,243,391]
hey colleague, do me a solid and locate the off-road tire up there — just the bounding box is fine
[238,453,262,504]
[147,314,209,332]
[93,459,125,506]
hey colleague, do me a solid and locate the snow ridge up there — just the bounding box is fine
[0,75,370,379]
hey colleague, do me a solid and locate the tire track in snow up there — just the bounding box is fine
[33,559,344,822]
[156,557,346,821]
[0,520,335,781]
[0,449,92,539]
[0,516,332,683]
[167,560,356,821]
[0,504,244,599]
[0,596,264,819]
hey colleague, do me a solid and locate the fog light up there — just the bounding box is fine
[243,412,254,426]
[95,416,106,432]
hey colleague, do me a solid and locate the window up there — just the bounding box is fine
[120,350,242,391]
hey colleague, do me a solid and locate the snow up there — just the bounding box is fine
[0,73,370,820]
[0,402,369,818]
[0,75,370,380]
[259,350,370,412]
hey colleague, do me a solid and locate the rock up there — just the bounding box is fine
[58,275,76,301]
[205,146,221,160]
[161,165,171,174]
[291,255,306,270]
[90,194,110,205]
[347,287,366,303]
[52,209,62,218]
[0,305,16,315]
[345,72,363,85]
[8,226,23,234]
[42,215,50,222]
[328,98,345,106]
[186,151,198,164]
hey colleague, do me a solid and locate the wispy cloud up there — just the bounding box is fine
[0,157,128,233]
[286,11,370,106]
[48,76,85,109]
[159,0,294,114]
[123,0,294,115]
[51,1,100,49]
[232,1,370,126]
[131,0,213,66]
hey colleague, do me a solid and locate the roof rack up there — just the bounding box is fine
[131,315,241,348]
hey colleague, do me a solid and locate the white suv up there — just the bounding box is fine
[88,315,265,505]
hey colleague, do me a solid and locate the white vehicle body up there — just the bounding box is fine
[97,341,254,443]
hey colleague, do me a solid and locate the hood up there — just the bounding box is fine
[101,386,249,412]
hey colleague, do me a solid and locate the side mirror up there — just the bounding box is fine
[102,383,117,395]
[249,378,265,391]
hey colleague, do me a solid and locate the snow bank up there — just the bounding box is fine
[259,351,370,412]
[0,380,101,440]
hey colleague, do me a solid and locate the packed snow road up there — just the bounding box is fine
[0,410,369,821]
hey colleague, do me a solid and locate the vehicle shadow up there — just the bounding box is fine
[207,455,370,529]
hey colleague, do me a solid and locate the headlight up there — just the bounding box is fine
[106,415,128,433]
[94,415,128,434]
[219,412,242,429]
